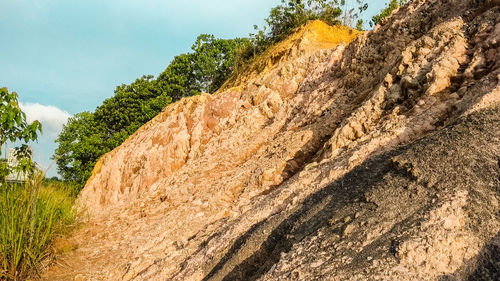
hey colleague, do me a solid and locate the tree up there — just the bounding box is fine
[53,78,173,187]
[54,112,100,185]
[157,35,250,97]
[157,53,198,100]
[54,35,247,189]
[0,88,42,182]
[190,35,249,93]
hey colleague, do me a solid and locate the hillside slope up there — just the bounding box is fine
[45,0,500,280]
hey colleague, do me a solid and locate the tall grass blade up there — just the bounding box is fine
[0,173,75,280]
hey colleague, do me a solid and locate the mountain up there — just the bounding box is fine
[44,0,500,280]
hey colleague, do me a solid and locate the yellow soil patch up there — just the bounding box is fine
[220,20,362,91]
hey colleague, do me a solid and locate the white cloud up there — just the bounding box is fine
[19,102,72,137]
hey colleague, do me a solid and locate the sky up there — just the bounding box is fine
[0,0,389,177]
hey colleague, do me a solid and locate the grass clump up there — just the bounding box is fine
[0,174,76,280]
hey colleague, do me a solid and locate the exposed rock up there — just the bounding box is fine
[44,1,500,280]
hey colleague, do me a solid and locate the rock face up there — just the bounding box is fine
[45,1,500,280]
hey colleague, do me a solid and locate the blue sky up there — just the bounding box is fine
[0,0,388,177]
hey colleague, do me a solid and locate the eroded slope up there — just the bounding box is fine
[45,0,500,280]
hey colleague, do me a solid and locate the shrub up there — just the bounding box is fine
[371,0,409,27]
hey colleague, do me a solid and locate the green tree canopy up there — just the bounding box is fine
[190,35,250,93]
[54,35,248,189]
[54,112,100,185]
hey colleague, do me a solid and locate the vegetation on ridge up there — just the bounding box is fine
[54,0,404,190]
[54,35,250,187]
[234,0,367,70]
[371,0,409,27]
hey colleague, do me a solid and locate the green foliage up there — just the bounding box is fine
[265,0,342,42]
[54,35,248,189]
[54,112,101,186]
[235,0,368,68]
[191,35,250,93]
[262,0,369,42]
[158,54,198,100]
[157,35,250,97]
[356,19,364,31]
[0,88,42,183]
[371,0,408,27]
[54,77,170,188]
[0,174,76,280]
